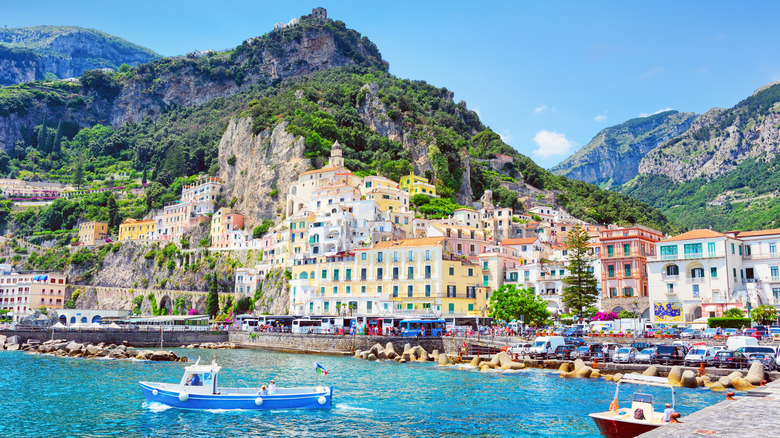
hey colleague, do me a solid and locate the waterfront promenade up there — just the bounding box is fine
[640,380,780,437]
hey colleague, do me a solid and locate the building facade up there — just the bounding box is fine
[78,221,108,245]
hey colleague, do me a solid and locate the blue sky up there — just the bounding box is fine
[5,1,780,168]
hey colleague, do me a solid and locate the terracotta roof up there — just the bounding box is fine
[372,237,446,249]
[730,228,780,238]
[299,166,342,176]
[500,238,538,246]
[662,229,729,242]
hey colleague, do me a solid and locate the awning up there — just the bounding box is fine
[704,305,718,312]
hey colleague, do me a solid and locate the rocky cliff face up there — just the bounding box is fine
[0,26,160,85]
[217,118,311,227]
[551,110,696,188]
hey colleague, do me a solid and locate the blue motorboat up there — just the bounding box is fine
[139,358,333,410]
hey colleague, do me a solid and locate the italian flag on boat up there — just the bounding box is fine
[315,363,328,376]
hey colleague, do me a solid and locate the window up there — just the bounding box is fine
[320,287,325,296]
[346,286,351,295]
[333,269,340,281]
[692,284,699,298]
[468,304,474,312]
[333,286,338,295]
[321,269,327,279]
[683,243,702,258]
[361,286,366,294]
[345,269,351,281]
[731,243,735,254]
[710,267,718,278]
[377,285,382,295]
[733,268,737,278]
[408,250,414,262]
[745,245,751,256]
[425,250,431,261]
[773,288,780,301]
[366,301,372,311]
[607,265,615,278]
[408,266,414,279]
[392,267,399,279]
[691,268,704,278]
[483,275,489,287]
[483,261,488,270]
[448,303,455,314]
[407,285,413,298]
[449,267,455,276]
[772,266,779,281]
[623,287,634,297]
[466,286,476,299]
[708,242,716,257]
[623,243,630,256]
[738,245,742,256]
[666,265,679,276]
[425,285,431,297]
[392,286,398,297]
[361,268,367,280]
[660,245,678,259]
[447,285,456,298]
[771,243,777,257]
[667,283,674,294]
[377,252,384,262]
[607,245,614,257]
[377,268,383,280]
[425,265,432,279]
[361,252,367,261]
[609,287,617,298]
[393,251,399,262]
[524,270,530,279]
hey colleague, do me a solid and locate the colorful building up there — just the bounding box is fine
[210,207,247,249]
[118,218,156,241]
[0,269,68,323]
[78,221,108,245]
[399,173,437,197]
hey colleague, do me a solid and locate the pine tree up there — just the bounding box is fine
[37,112,48,152]
[142,166,147,184]
[561,225,599,321]
[107,194,119,231]
[206,274,220,318]
[74,154,85,189]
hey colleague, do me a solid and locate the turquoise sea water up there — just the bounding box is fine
[1,348,722,437]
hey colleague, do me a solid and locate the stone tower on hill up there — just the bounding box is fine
[328,140,344,167]
[312,7,327,20]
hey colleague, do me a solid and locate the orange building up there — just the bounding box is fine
[599,225,664,318]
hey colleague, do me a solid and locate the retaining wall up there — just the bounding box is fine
[230,332,444,354]
[0,329,228,347]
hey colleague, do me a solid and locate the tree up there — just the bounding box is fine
[107,194,119,231]
[723,307,745,318]
[37,112,48,151]
[206,274,219,318]
[561,225,599,321]
[142,167,147,184]
[73,154,84,189]
[751,305,778,325]
[488,284,550,326]
[52,121,63,155]
[410,194,430,210]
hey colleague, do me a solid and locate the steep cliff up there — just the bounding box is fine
[0,18,386,151]
[217,118,311,227]
[551,110,696,188]
[0,26,160,85]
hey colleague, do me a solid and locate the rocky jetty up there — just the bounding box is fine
[183,342,237,349]
[18,338,186,362]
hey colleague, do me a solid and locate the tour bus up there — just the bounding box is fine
[444,316,494,333]
[234,315,259,331]
[291,318,323,334]
[399,318,446,337]
[257,315,298,331]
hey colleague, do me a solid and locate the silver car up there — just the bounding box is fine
[613,347,639,363]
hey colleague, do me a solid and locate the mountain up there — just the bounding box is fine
[551,110,696,189]
[620,82,780,231]
[0,25,160,85]
[0,14,672,238]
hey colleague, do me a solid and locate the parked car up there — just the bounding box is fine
[701,328,718,338]
[736,346,777,357]
[714,350,749,369]
[723,328,738,337]
[684,346,718,366]
[630,342,650,351]
[507,343,531,355]
[644,328,659,338]
[571,345,593,360]
[613,347,639,363]
[747,353,777,371]
[565,336,586,347]
[742,328,762,340]
[656,345,687,365]
[564,328,584,337]
[553,344,575,360]
[635,347,658,364]
[680,328,702,339]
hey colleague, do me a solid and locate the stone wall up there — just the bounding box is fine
[0,329,228,347]
[230,332,444,354]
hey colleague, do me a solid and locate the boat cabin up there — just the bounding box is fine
[179,358,221,394]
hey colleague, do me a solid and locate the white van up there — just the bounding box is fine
[684,346,718,366]
[727,336,758,351]
[528,336,566,359]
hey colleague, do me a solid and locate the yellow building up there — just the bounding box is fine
[78,221,108,245]
[118,218,156,241]
[288,237,482,316]
[399,173,437,197]
[366,187,408,213]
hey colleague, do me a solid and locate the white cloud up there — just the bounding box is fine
[499,129,513,143]
[533,104,548,114]
[472,107,481,118]
[639,107,673,117]
[533,130,574,158]
[593,113,607,122]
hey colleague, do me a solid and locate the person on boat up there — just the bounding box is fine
[268,380,277,394]
[662,403,676,422]
[258,385,268,396]
[187,374,201,386]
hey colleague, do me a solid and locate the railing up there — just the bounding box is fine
[683,253,703,259]
[772,276,780,282]
[662,274,679,280]
[688,277,705,283]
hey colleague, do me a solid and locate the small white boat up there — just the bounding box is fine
[589,374,680,438]
[139,358,333,410]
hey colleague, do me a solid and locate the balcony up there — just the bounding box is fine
[661,274,679,281]
[688,277,705,283]
[771,276,780,283]
[742,278,760,284]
